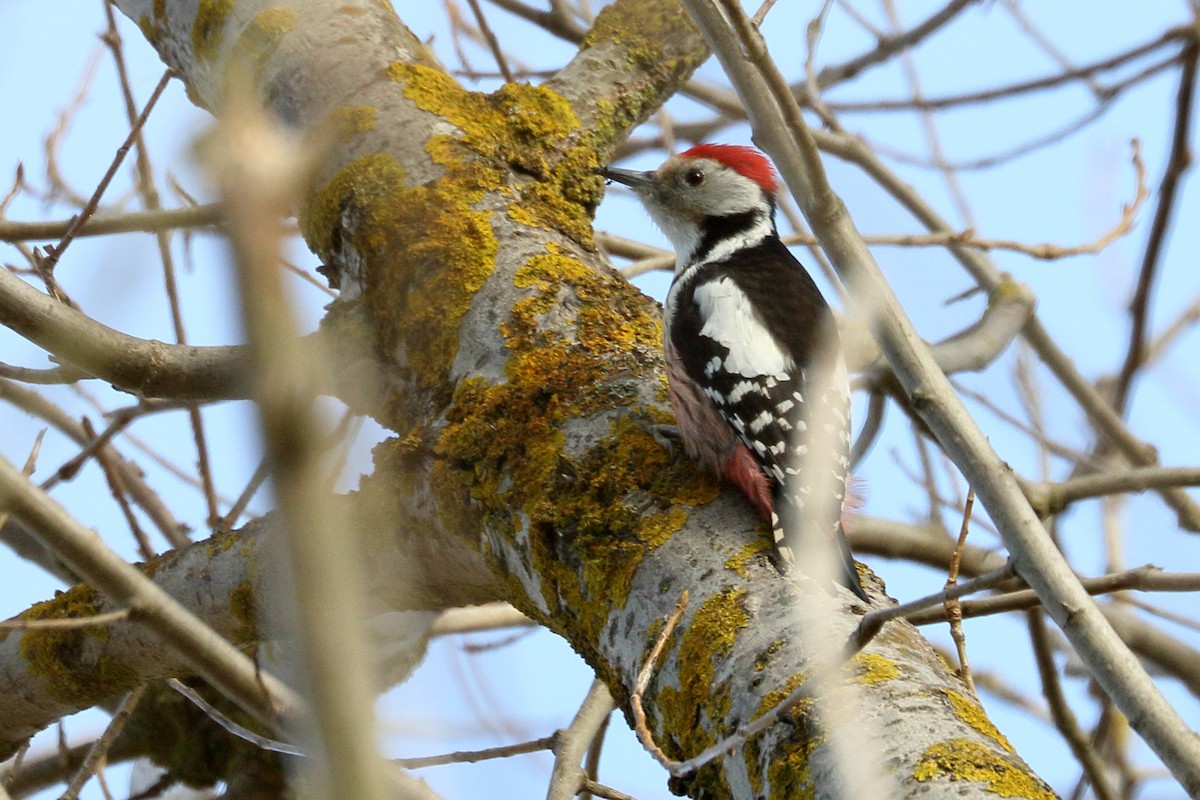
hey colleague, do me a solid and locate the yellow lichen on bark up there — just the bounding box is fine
[914,739,1056,799]
[14,585,136,707]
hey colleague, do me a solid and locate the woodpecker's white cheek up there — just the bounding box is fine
[642,203,703,267]
[693,277,792,378]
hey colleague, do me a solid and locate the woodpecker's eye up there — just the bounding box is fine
[682,168,706,187]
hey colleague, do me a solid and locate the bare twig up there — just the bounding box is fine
[1028,610,1120,800]
[906,565,1200,626]
[630,590,689,769]
[1022,466,1200,515]
[427,603,532,636]
[102,4,220,530]
[38,71,171,275]
[0,266,251,400]
[849,564,1016,653]
[547,680,617,800]
[0,608,131,630]
[944,488,976,696]
[168,678,304,757]
[465,0,515,82]
[0,380,187,547]
[396,735,556,769]
[1112,43,1199,413]
[214,458,270,532]
[60,686,146,800]
[579,780,637,800]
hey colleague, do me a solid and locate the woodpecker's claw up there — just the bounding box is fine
[650,423,682,454]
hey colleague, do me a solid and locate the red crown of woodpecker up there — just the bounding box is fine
[680,144,778,195]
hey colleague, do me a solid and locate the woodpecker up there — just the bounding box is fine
[605,144,867,601]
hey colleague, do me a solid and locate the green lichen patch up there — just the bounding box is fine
[752,671,824,799]
[229,582,258,645]
[387,62,603,247]
[229,6,296,76]
[425,236,710,682]
[302,152,495,419]
[914,739,1055,799]
[654,588,749,796]
[192,0,234,62]
[17,585,136,707]
[726,537,772,577]
[579,2,707,133]
[943,688,1014,753]
[328,105,378,142]
[853,652,901,684]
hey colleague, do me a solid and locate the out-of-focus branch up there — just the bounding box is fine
[1022,467,1200,515]
[0,204,220,242]
[685,0,1200,790]
[208,84,393,800]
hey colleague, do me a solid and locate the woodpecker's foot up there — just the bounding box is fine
[650,423,682,454]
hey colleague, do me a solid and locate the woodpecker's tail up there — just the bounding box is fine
[771,507,868,602]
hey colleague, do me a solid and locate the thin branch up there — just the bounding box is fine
[944,488,977,696]
[1022,466,1200,516]
[214,458,269,533]
[1112,42,1199,413]
[906,565,1200,626]
[102,5,221,530]
[0,608,131,630]
[38,71,171,275]
[60,686,146,800]
[1028,610,1120,800]
[547,680,616,800]
[810,0,975,92]
[824,28,1188,112]
[396,736,556,769]
[579,780,637,800]
[0,379,187,547]
[850,564,1016,653]
[630,590,689,770]
[427,603,532,636]
[168,678,304,757]
[465,0,515,82]
[0,204,221,242]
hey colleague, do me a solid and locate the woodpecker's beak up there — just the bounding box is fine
[603,166,656,190]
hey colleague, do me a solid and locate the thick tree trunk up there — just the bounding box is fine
[0,1,1057,797]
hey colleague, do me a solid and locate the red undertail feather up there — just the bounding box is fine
[679,144,778,195]
[720,443,773,521]
[722,447,866,534]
